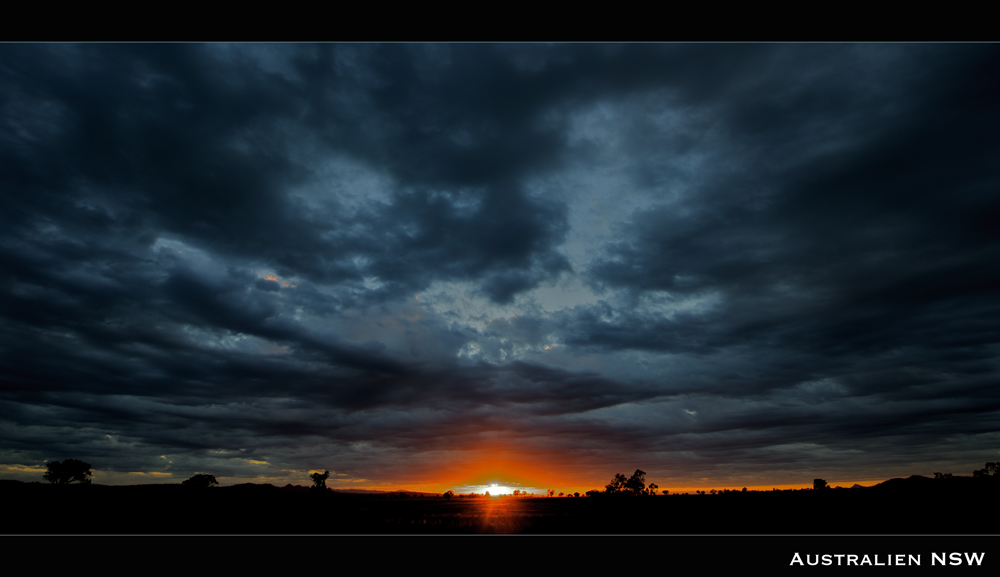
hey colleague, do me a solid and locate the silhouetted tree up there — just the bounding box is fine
[182,474,218,488]
[43,459,93,485]
[973,462,999,477]
[442,490,454,500]
[813,479,828,490]
[605,473,628,494]
[310,470,330,491]
[605,470,658,496]
[547,489,555,497]
[625,470,646,495]
[933,472,953,479]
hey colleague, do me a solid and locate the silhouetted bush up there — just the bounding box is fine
[311,470,330,491]
[972,462,999,478]
[182,474,218,488]
[43,459,92,485]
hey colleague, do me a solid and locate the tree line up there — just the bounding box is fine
[36,459,1000,494]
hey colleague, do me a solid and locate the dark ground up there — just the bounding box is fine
[3,475,998,534]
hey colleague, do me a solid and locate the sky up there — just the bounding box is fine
[1,44,999,494]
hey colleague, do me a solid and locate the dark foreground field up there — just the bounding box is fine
[3,476,998,534]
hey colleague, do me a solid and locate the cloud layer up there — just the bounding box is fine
[2,44,999,491]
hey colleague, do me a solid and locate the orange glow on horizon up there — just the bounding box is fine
[364,445,588,495]
[298,441,891,496]
[656,480,884,494]
[335,473,888,496]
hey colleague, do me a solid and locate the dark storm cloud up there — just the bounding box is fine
[0,44,576,304]
[552,45,1000,477]
[583,45,1000,364]
[2,44,999,485]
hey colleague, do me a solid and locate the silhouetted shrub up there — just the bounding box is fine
[182,474,218,488]
[43,459,93,485]
[310,470,330,491]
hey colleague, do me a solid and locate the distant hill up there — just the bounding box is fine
[332,488,440,497]
[870,474,992,493]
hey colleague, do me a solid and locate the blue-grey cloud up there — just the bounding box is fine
[1,44,998,488]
